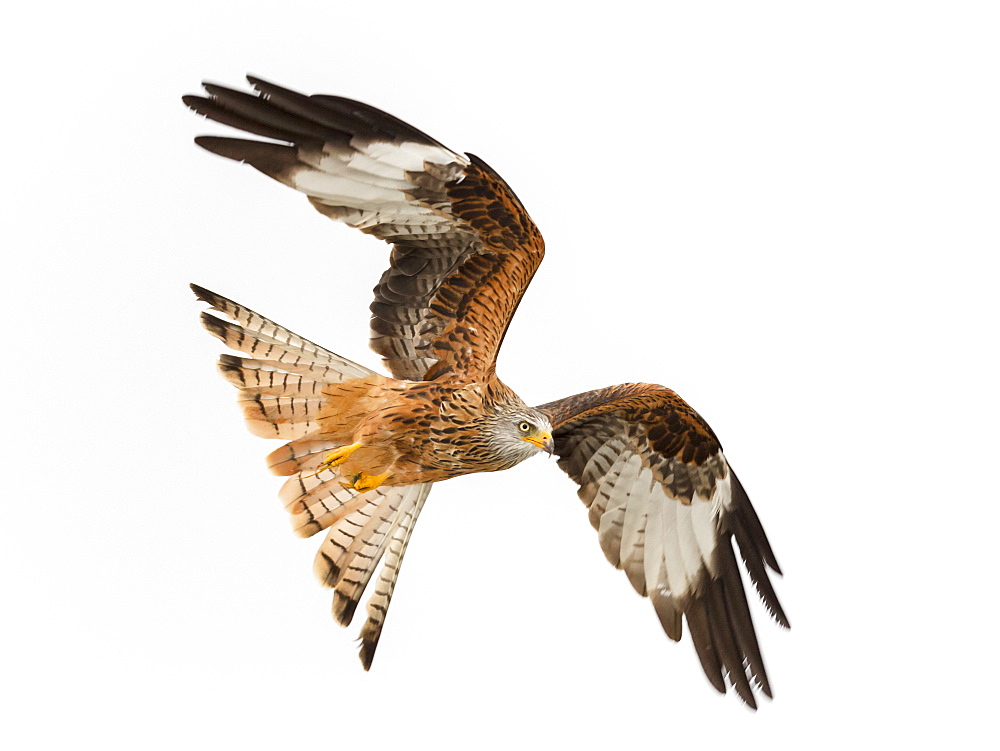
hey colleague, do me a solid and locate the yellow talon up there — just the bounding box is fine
[301,443,365,481]
[339,472,390,492]
[318,442,362,471]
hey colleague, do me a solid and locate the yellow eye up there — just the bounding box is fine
[519,422,532,433]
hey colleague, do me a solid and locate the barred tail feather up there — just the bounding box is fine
[312,493,388,589]
[236,392,325,439]
[192,284,373,381]
[266,437,343,476]
[217,354,326,397]
[306,483,431,663]
[318,488,408,625]
[278,469,361,537]
[358,486,430,669]
[194,283,432,669]
[194,283,381,464]
[217,352,364,386]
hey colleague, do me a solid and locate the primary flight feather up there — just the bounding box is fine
[186,76,788,708]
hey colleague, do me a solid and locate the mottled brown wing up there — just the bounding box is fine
[184,77,544,381]
[537,383,789,709]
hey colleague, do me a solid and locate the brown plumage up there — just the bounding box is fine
[187,77,788,705]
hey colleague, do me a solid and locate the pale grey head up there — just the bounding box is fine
[484,404,555,468]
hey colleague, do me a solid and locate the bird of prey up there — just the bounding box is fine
[185,76,789,708]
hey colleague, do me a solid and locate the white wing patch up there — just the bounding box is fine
[576,437,727,607]
[290,170,407,205]
[360,139,465,171]
[286,139,467,218]
[618,454,650,595]
[593,450,630,566]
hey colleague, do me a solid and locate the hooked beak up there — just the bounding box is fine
[523,431,555,456]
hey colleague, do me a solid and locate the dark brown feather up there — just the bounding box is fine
[539,383,725,503]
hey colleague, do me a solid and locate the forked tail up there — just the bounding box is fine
[193,284,430,666]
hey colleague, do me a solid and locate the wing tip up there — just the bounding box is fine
[192,135,245,160]
[181,93,206,112]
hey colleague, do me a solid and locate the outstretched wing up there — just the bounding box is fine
[537,383,789,709]
[185,76,544,381]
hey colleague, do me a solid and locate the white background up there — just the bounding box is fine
[3,2,998,748]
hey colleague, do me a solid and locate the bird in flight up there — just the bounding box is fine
[185,76,789,708]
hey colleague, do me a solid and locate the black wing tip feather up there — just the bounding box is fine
[687,598,760,709]
[730,469,782,574]
[181,93,205,111]
[685,598,727,695]
[193,135,298,175]
[719,540,772,696]
[725,468,790,630]
[185,78,343,147]
[187,75,458,169]
[193,134,226,153]
[309,92,445,149]
[678,471,790,708]
[705,581,758,709]
[681,540,781,710]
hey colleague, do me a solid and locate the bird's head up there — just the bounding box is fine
[487,405,555,465]
[514,413,555,455]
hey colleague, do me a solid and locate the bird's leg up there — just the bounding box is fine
[316,442,362,473]
[340,472,390,492]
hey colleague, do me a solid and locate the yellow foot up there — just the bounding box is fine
[339,472,390,492]
[317,442,362,472]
